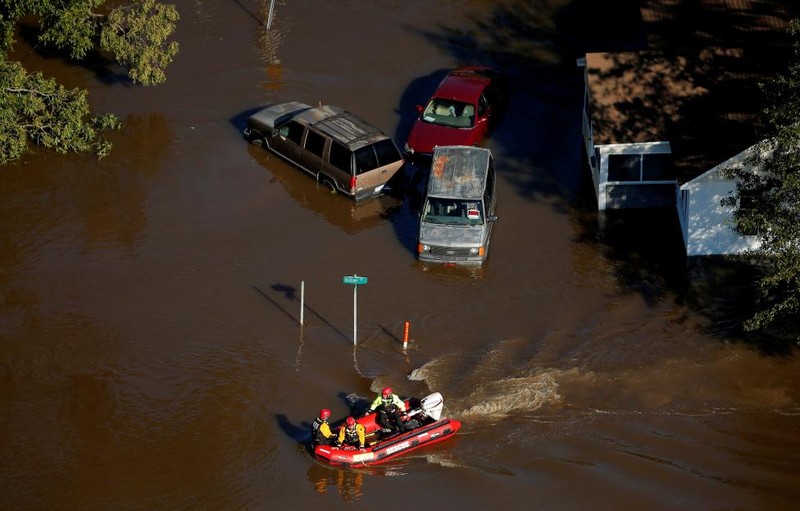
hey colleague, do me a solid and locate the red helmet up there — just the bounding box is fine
[381,387,392,398]
[346,416,356,427]
[319,408,331,420]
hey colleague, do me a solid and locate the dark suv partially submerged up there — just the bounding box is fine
[244,102,404,201]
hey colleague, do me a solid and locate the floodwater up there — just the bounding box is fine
[2,1,799,510]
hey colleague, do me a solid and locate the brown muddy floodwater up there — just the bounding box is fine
[1,1,799,510]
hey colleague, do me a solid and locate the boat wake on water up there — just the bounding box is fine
[457,372,561,417]
[407,343,564,420]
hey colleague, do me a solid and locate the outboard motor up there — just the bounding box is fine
[420,392,444,421]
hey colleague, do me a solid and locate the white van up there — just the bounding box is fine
[417,146,498,265]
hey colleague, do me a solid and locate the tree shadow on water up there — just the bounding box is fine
[392,68,450,152]
[576,207,798,355]
[586,208,689,307]
[683,257,798,356]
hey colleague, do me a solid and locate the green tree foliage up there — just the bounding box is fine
[0,0,179,164]
[722,19,800,341]
[0,59,121,161]
[101,0,180,86]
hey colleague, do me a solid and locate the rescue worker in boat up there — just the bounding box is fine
[337,416,366,450]
[366,386,409,434]
[312,408,335,446]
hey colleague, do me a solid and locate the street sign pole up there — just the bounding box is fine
[342,274,368,345]
[300,280,304,326]
[353,283,357,345]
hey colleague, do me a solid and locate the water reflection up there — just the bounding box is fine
[0,114,171,316]
[307,464,364,503]
[256,5,286,94]
[78,114,171,251]
[305,459,410,502]
[414,260,487,281]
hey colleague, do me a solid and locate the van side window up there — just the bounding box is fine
[484,165,495,209]
[282,121,305,145]
[354,146,378,175]
[304,130,326,159]
[373,139,402,167]
[329,141,352,173]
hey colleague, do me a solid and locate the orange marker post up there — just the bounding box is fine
[403,321,410,350]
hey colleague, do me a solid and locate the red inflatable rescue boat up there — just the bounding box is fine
[313,392,461,467]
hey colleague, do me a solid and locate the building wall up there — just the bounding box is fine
[681,178,760,256]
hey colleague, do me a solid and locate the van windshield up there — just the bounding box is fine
[422,198,484,225]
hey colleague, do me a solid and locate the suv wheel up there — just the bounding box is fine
[321,176,337,194]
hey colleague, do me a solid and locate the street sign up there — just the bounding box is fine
[342,275,368,345]
[343,275,368,285]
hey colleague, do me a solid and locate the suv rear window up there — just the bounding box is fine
[354,146,379,175]
[373,139,402,167]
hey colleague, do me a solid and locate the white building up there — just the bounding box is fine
[580,54,761,257]
[579,56,676,212]
[677,146,761,256]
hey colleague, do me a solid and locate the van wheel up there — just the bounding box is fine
[249,137,265,146]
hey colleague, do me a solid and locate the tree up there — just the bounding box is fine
[0,0,179,164]
[722,19,800,341]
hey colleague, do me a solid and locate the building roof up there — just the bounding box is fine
[585,0,799,183]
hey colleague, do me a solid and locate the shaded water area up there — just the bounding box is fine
[2,1,799,509]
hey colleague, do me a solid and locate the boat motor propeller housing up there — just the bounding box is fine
[420,392,444,421]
